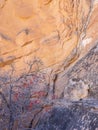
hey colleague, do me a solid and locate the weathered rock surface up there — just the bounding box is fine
[54,43,98,101]
[0,35,97,130]
[0,0,98,130]
[33,43,98,130]
[35,101,98,130]
[0,0,98,75]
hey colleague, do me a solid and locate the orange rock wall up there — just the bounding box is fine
[0,0,98,75]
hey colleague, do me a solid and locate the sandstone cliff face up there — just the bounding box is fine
[0,0,98,75]
[0,1,98,130]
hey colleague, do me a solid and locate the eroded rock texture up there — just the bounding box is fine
[33,43,98,130]
[0,0,98,75]
[54,44,98,101]
[0,0,98,130]
[35,102,98,130]
[0,36,98,130]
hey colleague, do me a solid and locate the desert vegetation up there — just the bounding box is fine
[0,58,52,130]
